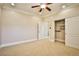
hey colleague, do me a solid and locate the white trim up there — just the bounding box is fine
[66,43,79,49]
[39,36,48,40]
[0,39,37,48]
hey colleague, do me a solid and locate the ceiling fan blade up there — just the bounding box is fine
[39,8,42,12]
[46,3,52,5]
[31,5,40,8]
[46,7,51,11]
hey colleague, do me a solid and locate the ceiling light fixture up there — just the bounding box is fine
[62,5,66,8]
[11,3,15,6]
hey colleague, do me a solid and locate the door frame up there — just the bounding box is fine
[37,22,49,40]
[54,19,65,43]
[37,23,39,40]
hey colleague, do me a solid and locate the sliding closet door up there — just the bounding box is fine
[65,16,79,49]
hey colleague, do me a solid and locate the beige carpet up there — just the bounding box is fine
[0,39,79,56]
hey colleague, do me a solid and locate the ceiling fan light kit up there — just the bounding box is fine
[40,4,46,8]
[31,3,52,12]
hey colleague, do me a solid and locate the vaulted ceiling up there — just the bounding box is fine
[1,3,79,18]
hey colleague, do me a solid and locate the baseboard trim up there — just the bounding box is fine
[39,36,48,40]
[0,39,37,48]
[65,43,79,49]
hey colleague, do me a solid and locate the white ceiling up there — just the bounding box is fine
[1,3,79,17]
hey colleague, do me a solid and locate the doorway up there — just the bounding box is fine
[55,19,65,43]
[38,22,49,40]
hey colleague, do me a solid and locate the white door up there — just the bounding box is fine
[38,22,48,39]
[65,16,79,49]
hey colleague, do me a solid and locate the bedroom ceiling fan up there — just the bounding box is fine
[31,3,52,12]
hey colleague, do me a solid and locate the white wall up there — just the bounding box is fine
[65,16,79,49]
[48,21,55,41]
[1,7,41,46]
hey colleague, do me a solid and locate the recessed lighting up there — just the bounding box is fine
[11,3,15,6]
[62,5,66,8]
